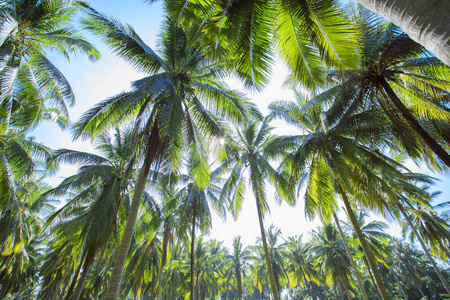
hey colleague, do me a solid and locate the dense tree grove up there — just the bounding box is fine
[1,0,450,299]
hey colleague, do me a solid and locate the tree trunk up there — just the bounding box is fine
[157,217,171,300]
[379,76,450,168]
[254,193,280,300]
[190,200,197,300]
[356,0,450,65]
[333,212,370,300]
[363,256,382,300]
[103,145,154,299]
[397,203,450,294]
[73,250,96,300]
[337,184,391,300]
[65,262,82,300]
[236,264,243,300]
[343,281,352,300]
[394,273,408,300]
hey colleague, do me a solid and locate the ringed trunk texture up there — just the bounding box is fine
[380,77,450,168]
[103,150,153,299]
[356,0,450,65]
[397,203,450,294]
[337,185,391,300]
[254,194,280,300]
[333,212,370,300]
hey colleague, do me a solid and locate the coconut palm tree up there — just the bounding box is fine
[269,95,407,299]
[216,117,295,300]
[0,0,99,134]
[306,11,450,169]
[224,236,251,300]
[74,7,255,298]
[36,127,137,300]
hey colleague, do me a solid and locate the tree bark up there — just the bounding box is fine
[254,194,280,300]
[397,203,450,294]
[356,0,450,66]
[379,76,450,168]
[103,146,154,299]
[337,184,391,300]
[333,212,370,300]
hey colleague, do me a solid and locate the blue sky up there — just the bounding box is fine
[32,0,450,248]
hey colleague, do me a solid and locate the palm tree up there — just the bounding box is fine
[308,12,450,169]
[283,235,321,299]
[355,0,450,66]
[309,224,353,300]
[74,7,254,299]
[224,236,251,300]
[216,117,295,300]
[269,96,406,299]
[37,127,137,300]
[0,0,99,134]
[177,169,226,300]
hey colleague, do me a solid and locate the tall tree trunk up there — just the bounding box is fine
[363,256,382,300]
[356,0,450,65]
[379,76,450,168]
[397,203,450,294]
[157,217,171,300]
[236,264,243,300]
[254,194,280,300]
[73,250,96,300]
[333,212,370,300]
[65,262,82,300]
[337,184,391,300]
[394,273,408,300]
[343,281,352,300]
[103,144,154,299]
[190,200,197,300]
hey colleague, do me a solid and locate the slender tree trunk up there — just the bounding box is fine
[65,263,82,300]
[333,212,370,300]
[254,193,280,300]
[190,200,197,300]
[302,274,313,299]
[356,0,450,66]
[236,264,243,300]
[343,282,352,300]
[363,256,382,300]
[337,279,346,300]
[73,250,96,300]
[103,147,154,299]
[337,184,391,300]
[157,218,171,300]
[379,77,450,168]
[397,203,450,294]
[394,273,408,300]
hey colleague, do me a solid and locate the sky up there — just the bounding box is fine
[32,0,449,249]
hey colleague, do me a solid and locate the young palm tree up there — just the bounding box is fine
[224,236,251,300]
[74,6,255,298]
[216,117,295,300]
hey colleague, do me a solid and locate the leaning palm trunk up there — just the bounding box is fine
[254,194,280,300]
[332,212,370,300]
[73,250,96,300]
[337,185,391,300]
[397,203,450,294]
[65,262,82,300]
[356,0,450,66]
[379,76,450,168]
